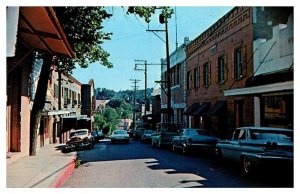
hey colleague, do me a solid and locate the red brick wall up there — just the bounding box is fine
[186,7,254,132]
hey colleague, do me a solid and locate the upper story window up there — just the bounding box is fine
[193,67,200,88]
[203,62,209,87]
[218,56,225,83]
[186,71,191,90]
[234,47,243,79]
[176,64,181,86]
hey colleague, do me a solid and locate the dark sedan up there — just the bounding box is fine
[171,128,219,154]
[216,127,293,176]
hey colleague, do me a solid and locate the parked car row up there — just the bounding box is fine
[140,124,293,176]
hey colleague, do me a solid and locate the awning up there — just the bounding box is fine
[161,108,174,114]
[191,102,210,116]
[224,81,293,97]
[47,110,71,116]
[18,7,74,57]
[183,103,199,115]
[205,100,227,116]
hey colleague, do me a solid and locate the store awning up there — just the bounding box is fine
[183,103,199,115]
[205,100,227,116]
[191,102,210,116]
[47,110,71,116]
[18,7,74,57]
[224,81,293,96]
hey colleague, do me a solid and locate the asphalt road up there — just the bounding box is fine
[62,139,293,188]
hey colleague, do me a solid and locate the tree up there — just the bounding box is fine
[29,7,113,156]
[29,6,173,155]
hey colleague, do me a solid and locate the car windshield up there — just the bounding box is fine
[250,130,293,142]
[186,129,208,136]
[114,130,127,134]
[144,130,153,134]
[70,131,87,137]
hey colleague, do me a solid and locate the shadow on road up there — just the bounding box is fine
[70,140,293,188]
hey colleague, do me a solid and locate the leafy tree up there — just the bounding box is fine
[29,7,113,156]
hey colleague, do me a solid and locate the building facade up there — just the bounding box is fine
[6,7,74,163]
[161,37,190,126]
[225,7,293,129]
[185,7,254,138]
[81,79,96,129]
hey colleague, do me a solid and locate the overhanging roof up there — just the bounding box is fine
[183,103,199,115]
[47,110,71,116]
[191,102,210,116]
[224,81,293,96]
[18,7,74,57]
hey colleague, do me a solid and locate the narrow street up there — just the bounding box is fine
[62,140,293,188]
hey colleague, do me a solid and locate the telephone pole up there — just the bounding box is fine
[147,14,172,122]
[130,79,140,131]
[134,60,147,115]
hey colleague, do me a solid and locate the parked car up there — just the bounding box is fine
[91,130,104,143]
[110,130,130,144]
[141,130,154,143]
[171,128,219,154]
[151,123,181,148]
[63,129,94,152]
[215,126,293,175]
[133,128,145,139]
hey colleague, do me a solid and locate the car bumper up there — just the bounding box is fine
[65,142,90,149]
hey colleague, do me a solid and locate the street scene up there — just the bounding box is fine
[62,139,293,188]
[6,5,294,189]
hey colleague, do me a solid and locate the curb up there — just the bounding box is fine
[49,155,76,188]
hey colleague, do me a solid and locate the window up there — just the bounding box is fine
[193,67,200,88]
[203,63,209,87]
[218,56,225,83]
[54,84,59,98]
[234,47,243,79]
[187,71,191,90]
[177,64,181,86]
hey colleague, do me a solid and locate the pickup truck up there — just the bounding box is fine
[151,123,181,148]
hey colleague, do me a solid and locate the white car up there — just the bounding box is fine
[110,130,130,143]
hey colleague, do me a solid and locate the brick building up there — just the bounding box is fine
[185,7,254,138]
[6,7,74,163]
[161,37,191,126]
[224,7,293,129]
[81,79,96,129]
[185,7,293,139]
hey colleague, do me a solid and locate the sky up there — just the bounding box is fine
[72,6,233,92]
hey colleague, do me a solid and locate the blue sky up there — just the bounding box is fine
[72,6,233,91]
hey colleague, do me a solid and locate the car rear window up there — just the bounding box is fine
[70,131,87,137]
[250,130,293,142]
[114,130,127,134]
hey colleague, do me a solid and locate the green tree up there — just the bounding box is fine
[29,7,113,156]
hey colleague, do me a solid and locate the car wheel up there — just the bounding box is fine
[157,141,162,148]
[172,143,176,152]
[181,145,187,154]
[215,147,223,161]
[242,156,253,176]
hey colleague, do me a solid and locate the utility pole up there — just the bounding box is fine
[130,79,140,131]
[147,13,172,122]
[134,60,147,115]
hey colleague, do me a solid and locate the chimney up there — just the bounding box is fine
[184,37,190,45]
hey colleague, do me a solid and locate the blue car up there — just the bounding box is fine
[171,128,219,154]
[216,127,293,175]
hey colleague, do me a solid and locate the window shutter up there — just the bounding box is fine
[242,45,247,76]
[224,54,228,82]
[209,61,212,85]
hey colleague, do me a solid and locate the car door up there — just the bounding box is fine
[222,129,246,161]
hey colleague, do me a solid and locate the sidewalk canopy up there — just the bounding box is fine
[191,102,210,116]
[18,7,74,57]
[205,100,227,116]
[224,81,293,97]
[183,103,199,115]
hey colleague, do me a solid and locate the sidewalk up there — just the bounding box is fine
[7,143,77,188]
